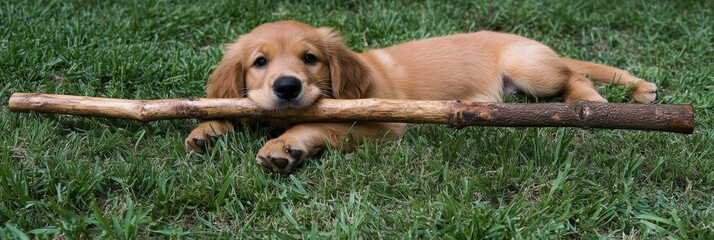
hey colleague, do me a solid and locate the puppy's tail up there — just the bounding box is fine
[561,57,658,103]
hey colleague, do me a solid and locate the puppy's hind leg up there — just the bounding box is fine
[500,41,607,103]
[562,73,609,103]
[561,58,657,103]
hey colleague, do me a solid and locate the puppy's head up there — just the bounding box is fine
[206,21,370,110]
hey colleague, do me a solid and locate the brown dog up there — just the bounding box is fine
[185,20,657,173]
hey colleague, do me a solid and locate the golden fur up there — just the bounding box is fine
[185,21,658,173]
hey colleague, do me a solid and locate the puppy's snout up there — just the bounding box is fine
[273,76,302,100]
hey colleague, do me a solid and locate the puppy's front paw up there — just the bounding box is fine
[184,120,233,153]
[631,81,658,104]
[257,138,308,174]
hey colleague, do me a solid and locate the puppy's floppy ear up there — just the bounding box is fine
[206,42,245,98]
[319,27,370,99]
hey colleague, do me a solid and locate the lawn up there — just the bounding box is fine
[1,0,712,238]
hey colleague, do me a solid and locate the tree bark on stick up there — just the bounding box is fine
[8,93,695,134]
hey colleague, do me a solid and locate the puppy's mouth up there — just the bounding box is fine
[248,91,313,110]
[248,76,322,110]
[272,97,312,110]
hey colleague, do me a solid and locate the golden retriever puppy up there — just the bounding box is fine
[185,20,657,173]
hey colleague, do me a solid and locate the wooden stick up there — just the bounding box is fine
[8,93,695,134]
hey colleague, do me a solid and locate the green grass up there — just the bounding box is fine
[1,0,712,238]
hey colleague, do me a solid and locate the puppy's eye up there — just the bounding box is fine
[303,54,317,64]
[254,57,268,68]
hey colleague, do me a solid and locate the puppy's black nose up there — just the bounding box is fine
[273,76,302,100]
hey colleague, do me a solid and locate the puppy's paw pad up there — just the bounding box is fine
[631,81,658,103]
[193,138,206,148]
[185,137,208,153]
[184,121,233,153]
[256,139,307,174]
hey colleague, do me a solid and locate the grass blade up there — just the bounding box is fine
[4,223,30,240]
